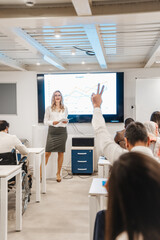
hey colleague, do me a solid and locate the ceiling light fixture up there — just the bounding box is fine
[73,46,95,56]
[36,62,40,66]
[24,0,35,7]
[54,29,61,38]
[71,48,76,55]
[43,55,65,70]
[155,56,160,64]
[82,61,85,64]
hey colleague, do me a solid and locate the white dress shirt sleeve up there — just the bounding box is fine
[44,107,53,126]
[13,135,29,155]
[92,107,127,164]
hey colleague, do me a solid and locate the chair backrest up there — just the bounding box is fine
[0,149,17,165]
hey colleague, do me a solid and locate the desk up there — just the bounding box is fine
[88,178,108,240]
[98,157,112,178]
[0,165,22,240]
[28,148,46,202]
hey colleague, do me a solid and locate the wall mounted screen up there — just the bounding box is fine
[0,83,17,114]
[37,72,124,123]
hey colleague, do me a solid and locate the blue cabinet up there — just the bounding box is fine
[71,148,93,174]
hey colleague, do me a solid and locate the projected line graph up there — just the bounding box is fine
[44,73,117,115]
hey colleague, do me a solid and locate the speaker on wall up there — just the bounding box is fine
[72,137,94,147]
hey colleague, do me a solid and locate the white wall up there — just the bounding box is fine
[0,71,124,144]
[136,77,160,122]
[0,68,160,170]
[0,72,45,175]
[0,72,37,143]
[124,68,160,121]
[1,68,160,140]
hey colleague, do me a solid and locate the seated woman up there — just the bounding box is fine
[144,121,160,162]
[150,111,160,134]
[106,152,160,240]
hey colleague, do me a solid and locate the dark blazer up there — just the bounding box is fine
[114,129,126,149]
[93,210,106,240]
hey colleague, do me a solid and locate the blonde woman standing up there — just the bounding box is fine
[43,90,68,182]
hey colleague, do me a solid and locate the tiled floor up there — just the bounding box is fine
[8,173,95,240]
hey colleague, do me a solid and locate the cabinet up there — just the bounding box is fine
[71,147,94,174]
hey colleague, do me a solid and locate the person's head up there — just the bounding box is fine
[124,117,134,129]
[150,111,160,130]
[0,120,9,132]
[124,121,149,151]
[51,90,64,111]
[106,152,160,240]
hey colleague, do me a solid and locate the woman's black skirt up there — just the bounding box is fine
[45,126,67,152]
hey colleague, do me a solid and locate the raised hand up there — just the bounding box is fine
[91,83,104,108]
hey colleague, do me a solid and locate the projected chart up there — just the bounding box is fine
[44,73,117,115]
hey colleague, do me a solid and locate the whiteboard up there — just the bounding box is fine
[0,83,17,114]
[136,78,160,122]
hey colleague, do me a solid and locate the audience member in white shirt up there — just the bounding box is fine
[92,84,157,240]
[0,120,29,155]
[91,84,154,164]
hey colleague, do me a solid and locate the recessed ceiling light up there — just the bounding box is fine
[71,49,76,55]
[54,29,61,38]
[155,56,160,63]
[82,61,85,64]
[25,1,35,7]
[36,62,40,66]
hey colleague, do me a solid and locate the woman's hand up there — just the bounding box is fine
[62,121,68,124]
[53,121,59,125]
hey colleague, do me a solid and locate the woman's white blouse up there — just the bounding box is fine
[44,106,68,128]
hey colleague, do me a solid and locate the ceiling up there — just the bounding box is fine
[0,0,160,72]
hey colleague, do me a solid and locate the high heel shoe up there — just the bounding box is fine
[56,174,61,182]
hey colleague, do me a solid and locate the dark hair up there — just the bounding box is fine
[125,122,148,146]
[124,118,134,129]
[106,152,160,240]
[0,120,9,131]
[150,111,160,129]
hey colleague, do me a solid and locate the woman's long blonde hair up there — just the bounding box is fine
[51,90,65,112]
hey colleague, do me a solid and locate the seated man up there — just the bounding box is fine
[91,84,155,240]
[0,120,32,211]
[91,84,154,164]
[114,117,134,149]
[0,120,29,155]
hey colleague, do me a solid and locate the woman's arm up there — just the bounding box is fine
[64,106,68,118]
[62,106,69,124]
[44,107,53,126]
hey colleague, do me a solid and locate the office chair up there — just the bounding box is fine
[0,149,32,214]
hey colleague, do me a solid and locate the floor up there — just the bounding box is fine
[8,173,95,240]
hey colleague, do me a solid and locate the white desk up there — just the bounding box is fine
[28,148,46,202]
[88,178,108,240]
[98,157,112,178]
[0,165,22,240]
